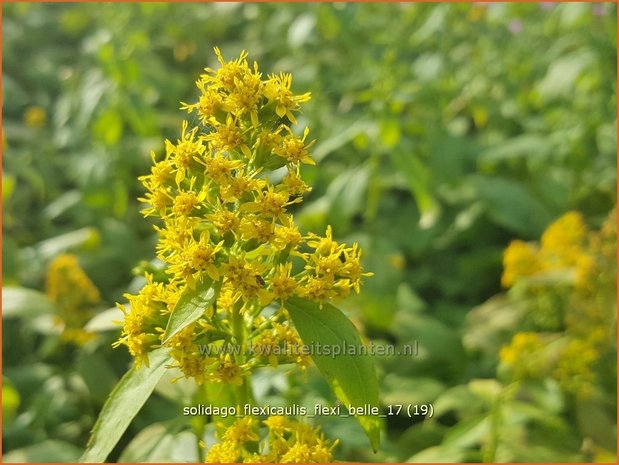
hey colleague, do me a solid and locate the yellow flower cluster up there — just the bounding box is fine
[45,254,100,345]
[502,212,592,289]
[499,332,545,380]
[115,49,371,381]
[206,416,338,463]
[499,210,616,399]
[501,240,540,288]
[251,322,311,369]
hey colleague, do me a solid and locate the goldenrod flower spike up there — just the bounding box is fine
[116,48,371,392]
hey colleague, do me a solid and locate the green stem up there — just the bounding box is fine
[196,432,204,463]
[230,301,255,408]
[483,386,507,463]
[192,382,209,462]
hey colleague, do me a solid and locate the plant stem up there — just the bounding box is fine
[230,301,255,408]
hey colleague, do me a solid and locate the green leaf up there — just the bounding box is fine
[80,347,169,463]
[36,227,101,258]
[312,119,373,162]
[408,445,467,463]
[2,287,58,319]
[118,421,197,463]
[442,415,489,449]
[92,108,123,146]
[4,440,83,462]
[2,173,15,202]
[325,166,369,233]
[479,134,553,166]
[380,119,401,148]
[576,395,616,450]
[286,297,381,452]
[382,374,444,408]
[84,306,124,332]
[162,281,218,344]
[472,175,551,238]
[389,150,439,228]
[76,351,119,403]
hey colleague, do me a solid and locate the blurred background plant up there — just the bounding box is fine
[2,2,616,462]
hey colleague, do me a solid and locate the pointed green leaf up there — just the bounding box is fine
[162,281,218,344]
[286,297,381,452]
[389,150,439,229]
[84,306,124,332]
[80,348,169,463]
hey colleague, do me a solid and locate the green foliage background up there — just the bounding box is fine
[2,2,617,463]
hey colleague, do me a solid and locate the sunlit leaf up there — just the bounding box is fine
[286,297,381,452]
[80,347,169,463]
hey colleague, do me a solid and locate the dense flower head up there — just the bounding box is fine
[205,416,338,463]
[116,49,371,381]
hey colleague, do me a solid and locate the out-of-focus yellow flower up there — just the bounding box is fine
[499,209,616,400]
[45,254,99,345]
[540,211,587,262]
[501,240,540,288]
[499,332,545,380]
[23,106,47,128]
[388,253,406,271]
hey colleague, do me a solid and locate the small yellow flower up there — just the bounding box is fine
[280,171,311,196]
[273,127,315,166]
[263,415,288,432]
[165,120,206,184]
[201,153,245,186]
[204,115,251,158]
[212,353,244,385]
[239,215,275,243]
[206,441,240,463]
[207,205,241,236]
[226,64,263,126]
[220,174,266,202]
[23,106,47,128]
[208,47,249,91]
[171,178,208,217]
[181,85,223,125]
[272,221,302,250]
[241,185,299,220]
[270,263,298,301]
[281,442,313,463]
[223,417,259,444]
[298,274,336,303]
[264,72,311,124]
